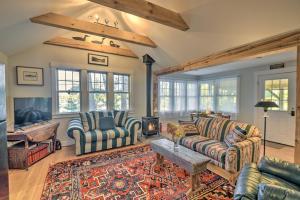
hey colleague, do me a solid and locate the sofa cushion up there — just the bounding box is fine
[84,127,130,142]
[92,111,114,129]
[180,135,227,165]
[79,112,96,132]
[99,117,115,131]
[113,110,128,127]
[224,126,247,147]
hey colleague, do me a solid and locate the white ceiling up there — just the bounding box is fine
[0,0,300,70]
[183,50,297,76]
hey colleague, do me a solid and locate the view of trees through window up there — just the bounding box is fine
[57,69,80,113]
[264,79,288,111]
[114,74,130,110]
[88,72,107,111]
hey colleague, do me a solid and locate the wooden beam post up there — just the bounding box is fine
[44,37,138,58]
[88,0,189,31]
[154,28,300,76]
[296,46,300,164]
[31,12,157,48]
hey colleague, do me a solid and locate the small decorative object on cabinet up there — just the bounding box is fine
[16,66,44,86]
[88,53,109,66]
[7,121,59,170]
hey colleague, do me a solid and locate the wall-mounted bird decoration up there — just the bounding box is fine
[91,37,106,45]
[110,40,120,48]
[72,35,89,41]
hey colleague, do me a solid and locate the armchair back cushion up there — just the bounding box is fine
[195,117,260,142]
[258,157,300,186]
[79,112,96,132]
[114,110,128,127]
[92,111,114,129]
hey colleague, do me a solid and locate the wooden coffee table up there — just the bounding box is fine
[151,139,211,193]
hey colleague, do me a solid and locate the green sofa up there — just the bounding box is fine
[234,157,300,200]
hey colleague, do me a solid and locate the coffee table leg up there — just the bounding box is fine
[156,153,164,165]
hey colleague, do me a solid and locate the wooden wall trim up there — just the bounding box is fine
[88,0,189,31]
[296,45,300,164]
[154,28,300,76]
[31,12,157,48]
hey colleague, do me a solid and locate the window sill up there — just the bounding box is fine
[52,113,79,119]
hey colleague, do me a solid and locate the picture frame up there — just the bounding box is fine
[16,66,44,86]
[88,53,109,66]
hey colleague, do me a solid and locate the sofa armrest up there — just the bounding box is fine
[67,119,84,139]
[234,163,261,200]
[258,184,300,200]
[226,137,261,173]
[258,157,300,186]
[125,117,141,144]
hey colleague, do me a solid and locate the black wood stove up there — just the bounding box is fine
[142,54,160,136]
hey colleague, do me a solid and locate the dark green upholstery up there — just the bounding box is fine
[234,157,300,200]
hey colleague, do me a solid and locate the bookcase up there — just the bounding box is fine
[7,121,59,170]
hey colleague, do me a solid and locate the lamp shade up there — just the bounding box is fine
[255,100,278,111]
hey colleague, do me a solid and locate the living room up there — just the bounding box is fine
[1,1,300,200]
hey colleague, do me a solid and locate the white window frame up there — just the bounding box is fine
[56,68,82,114]
[88,71,108,111]
[113,73,131,110]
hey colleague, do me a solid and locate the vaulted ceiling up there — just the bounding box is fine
[1,0,300,70]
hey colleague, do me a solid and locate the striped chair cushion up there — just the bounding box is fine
[180,135,228,166]
[84,127,129,142]
[113,110,128,127]
[92,111,114,129]
[79,112,96,132]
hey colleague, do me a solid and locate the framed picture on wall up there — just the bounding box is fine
[16,66,44,86]
[88,53,109,66]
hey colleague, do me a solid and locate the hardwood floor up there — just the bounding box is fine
[9,139,295,200]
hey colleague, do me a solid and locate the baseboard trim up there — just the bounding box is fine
[60,140,75,147]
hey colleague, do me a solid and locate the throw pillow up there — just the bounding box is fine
[99,117,115,131]
[224,125,247,147]
[113,110,128,127]
[79,112,96,132]
[92,111,114,129]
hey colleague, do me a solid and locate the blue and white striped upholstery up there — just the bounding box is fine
[79,112,95,132]
[92,111,114,129]
[67,115,141,155]
[113,110,128,127]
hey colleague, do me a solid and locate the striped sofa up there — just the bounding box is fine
[179,117,261,175]
[67,115,141,155]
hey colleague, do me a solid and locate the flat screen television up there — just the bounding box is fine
[14,97,52,128]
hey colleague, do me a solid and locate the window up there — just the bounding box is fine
[217,77,238,113]
[113,74,130,110]
[174,81,186,112]
[199,81,215,112]
[159,80,172,112]
[264,79,288,111]
[88,72,107,111]
[187,82,198,111]
[57,69,80,113]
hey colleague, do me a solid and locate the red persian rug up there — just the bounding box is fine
[41,145,234,200]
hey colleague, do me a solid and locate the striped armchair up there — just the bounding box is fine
[179,117,261,179]
[67,116,141,155]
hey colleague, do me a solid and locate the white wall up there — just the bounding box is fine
[6,45,146,145]
[198,61,297,124]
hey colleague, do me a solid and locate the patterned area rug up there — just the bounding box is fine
[41,145,234,200]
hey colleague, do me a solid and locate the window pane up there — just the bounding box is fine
[264,79,288,111]
[58,92,80,113]
[159,97,171,111]
[199,81,215,111]
[89,93,107,111]
[200,97,214,111]
[88,72,107,92]
[218,96,237,113]
[187,97,197,111]
[114,93,129,110]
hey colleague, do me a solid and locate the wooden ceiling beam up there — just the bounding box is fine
[30,12,156,48]
[88,0,189,31]
[155,28,300,76]
[44,37,138,58]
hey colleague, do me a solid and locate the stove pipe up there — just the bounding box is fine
[142,54,156,117]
